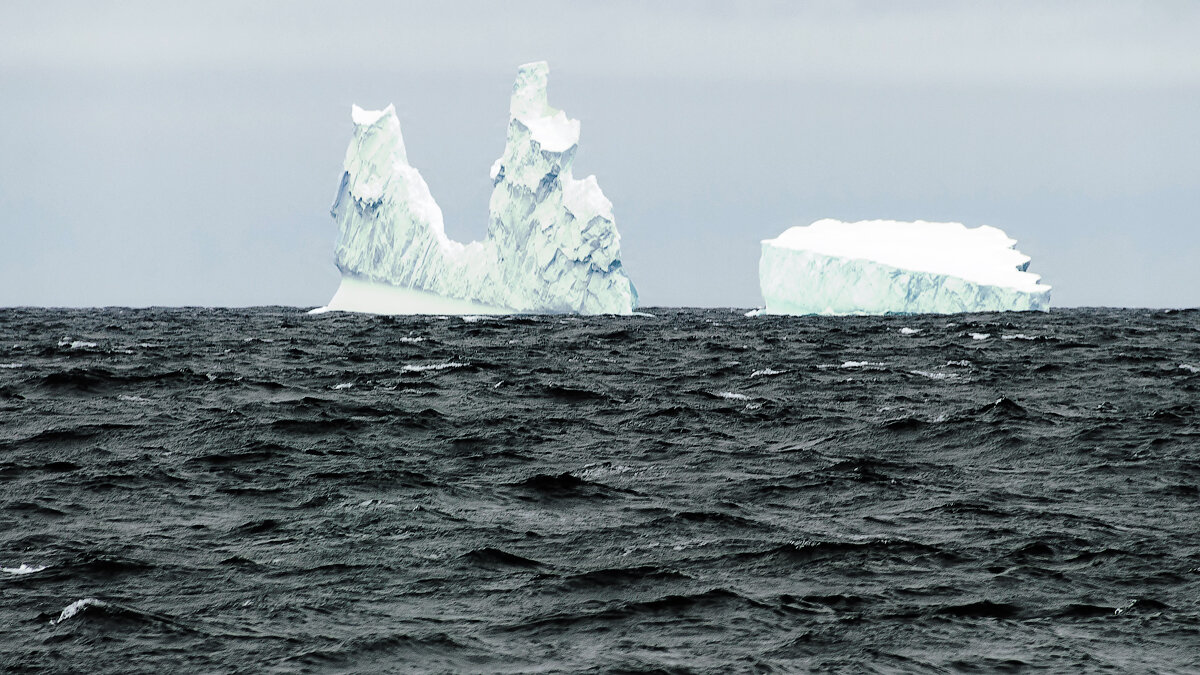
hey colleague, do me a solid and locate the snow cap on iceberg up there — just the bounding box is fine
[316,62,637,316]
[758,219,1051,315]
[351,103,396,128]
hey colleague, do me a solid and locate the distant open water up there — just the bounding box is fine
[1,307,1198,673]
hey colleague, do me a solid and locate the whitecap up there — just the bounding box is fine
[899,327,922,335]
[397,336,425,343]
[945,360,972,367]
[715,391,750,401]
[969,333,990,341]
[840,361,885,369]
[402,362,468,373]
[578,462,637,480]
[2,563,47,575]
[670,538,712,552]
[50,598,105,625]
[57,338,97,349]
[332,383,354,390]
[0,362,23,369]
[751,368,785,378]
[909,370,960,381]
[1181,364,1199,374]
[117,395,150,404]
[1001,333,1036,341]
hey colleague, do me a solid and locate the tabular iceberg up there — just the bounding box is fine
[313,61,638,316]
[757,219,1051,315]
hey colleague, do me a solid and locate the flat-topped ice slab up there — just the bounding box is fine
[758,219,1051,315]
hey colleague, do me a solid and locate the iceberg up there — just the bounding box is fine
[312,61,638,316]
[757,219,1051,315]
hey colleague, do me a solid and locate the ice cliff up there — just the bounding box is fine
[315,61,637,315]
[757,219,1051,315]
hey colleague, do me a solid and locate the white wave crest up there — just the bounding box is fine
[909,370,961,381]
[2,563,47,575]
[402,362,468,373]
[57,338,97,349]
[50,598,106,625]
[840,361,885,369]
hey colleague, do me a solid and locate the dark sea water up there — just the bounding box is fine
[1,307,1198,673]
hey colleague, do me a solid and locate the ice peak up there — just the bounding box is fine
[348,103,407,167]
[510,61,553,120]
[506,62,579,154]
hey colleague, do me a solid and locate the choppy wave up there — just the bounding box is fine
[401,361,468,372]
[2,563,48,575]
[49,598,106,625]
[1,306,1198,672]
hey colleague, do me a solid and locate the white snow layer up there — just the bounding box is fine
[758,219,1051,315]
[315,61,637,316]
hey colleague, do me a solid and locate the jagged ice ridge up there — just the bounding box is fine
[314,62,638,315]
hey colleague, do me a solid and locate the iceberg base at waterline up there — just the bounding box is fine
[309,275,513,316]
[756,219,1052,316]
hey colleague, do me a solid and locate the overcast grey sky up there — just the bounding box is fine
[2,1,1198,308]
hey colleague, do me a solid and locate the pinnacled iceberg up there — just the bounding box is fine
[313,62,637,316]
[757,219,1051,315]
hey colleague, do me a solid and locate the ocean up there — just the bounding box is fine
[1,307,1197,673]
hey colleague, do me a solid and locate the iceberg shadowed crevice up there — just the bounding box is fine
[314,61,638,316]
[756,219,1051,315]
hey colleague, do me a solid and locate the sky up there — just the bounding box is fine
[1,0,1198,309]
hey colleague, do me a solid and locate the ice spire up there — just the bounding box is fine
[510,61,552,119]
